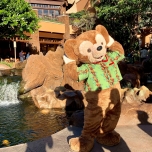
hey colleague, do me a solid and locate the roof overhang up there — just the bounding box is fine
[66,0,90,14]
[25,0,65,5]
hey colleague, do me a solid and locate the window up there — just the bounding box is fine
[38,9,42,15]
[54,10,59,17]
[49,10,54,17]
[37,4,41,7]
[43,10,49,16]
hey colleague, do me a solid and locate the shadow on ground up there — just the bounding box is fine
[67,126,131,152]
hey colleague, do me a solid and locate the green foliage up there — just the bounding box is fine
[69,10,97,34]
[39,16,62,23]
[0,61,14,68]
[90,0,101,7]
[0,0,39,39]
[95,0,152,53]
[69,10,86,19]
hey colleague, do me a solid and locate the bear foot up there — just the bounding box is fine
[69,136,94,152]
[96,131,120,146]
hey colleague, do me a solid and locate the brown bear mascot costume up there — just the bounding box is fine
[63,25,125,152]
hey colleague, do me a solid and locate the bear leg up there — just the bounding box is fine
[96,130,120,146]
[96,101,121,146]
[69,97,103,152]
[96,85,122,146]
[69,135,94,152]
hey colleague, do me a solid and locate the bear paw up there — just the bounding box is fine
[96,131,120,146]
[69,136,94,152]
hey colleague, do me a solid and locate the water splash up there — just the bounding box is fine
[0,79,20,106]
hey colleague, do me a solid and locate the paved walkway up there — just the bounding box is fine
[0,124,152,152]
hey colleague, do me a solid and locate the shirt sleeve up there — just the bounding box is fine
[77,64,89,81]
[109,51,125,63]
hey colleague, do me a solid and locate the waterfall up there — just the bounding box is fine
[0,79,20,106]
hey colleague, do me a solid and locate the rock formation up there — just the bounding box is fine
[18,46,65,107]
[0,64,12,76]
[18,46,152,110]
[121,85,152,105]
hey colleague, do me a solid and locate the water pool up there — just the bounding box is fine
[0,76,68,148]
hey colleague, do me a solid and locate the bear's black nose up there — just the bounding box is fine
[97,46,102,51]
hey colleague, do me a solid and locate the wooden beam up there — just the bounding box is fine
[16,40,29,43]
[39,32,63,39]
[32,6,60,10]
[26,0,65,5]
[15,39,61,44]
[40,41,61,44]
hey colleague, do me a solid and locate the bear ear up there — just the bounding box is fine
[95,25,115,47]
[64,39,78,60]
[95,25,109,43]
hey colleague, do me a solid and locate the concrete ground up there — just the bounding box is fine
[0,124,152,152]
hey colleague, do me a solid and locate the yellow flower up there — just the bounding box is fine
[2,140,10,146]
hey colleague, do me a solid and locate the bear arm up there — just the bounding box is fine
[64,61,79,81]
[108,41,124,55]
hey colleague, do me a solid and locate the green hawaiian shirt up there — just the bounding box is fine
[77,51,124,91]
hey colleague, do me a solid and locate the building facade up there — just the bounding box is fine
[21,0,90,55]
[0,0,91,59]
[1,0,150,60]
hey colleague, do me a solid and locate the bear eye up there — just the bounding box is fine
[101,42,103,45]
[87,48,91,53]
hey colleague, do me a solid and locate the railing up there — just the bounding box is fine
[39,15,62,23]
[39,38,61,44]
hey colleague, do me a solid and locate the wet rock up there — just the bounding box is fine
[0,69,12,76]
[27,86,85,111]
[0,64,11,70]
[0,64,12,76]
[15,60,27,69]
[18,92,33,104]
[32,89,66,109]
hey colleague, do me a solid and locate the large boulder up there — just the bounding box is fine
[0,64,11,70]
[18,49,151,110]
[30,87,85,111]
[118,102,152,125]
[0,64,12,76]
[18,45,86,109]
[15,60,27,69]
[18,46,64,95]
[121,85,152,105]
[18,46,71,108]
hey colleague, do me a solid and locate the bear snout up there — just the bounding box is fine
[97,46,102,51]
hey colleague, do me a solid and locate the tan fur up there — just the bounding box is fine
[64,39,78,60]
[109,41,124,55]
[64,25,124,152]
[95,25,109,43]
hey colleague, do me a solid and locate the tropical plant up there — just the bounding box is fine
[90,0,101,7]
[69,8,97,34]
[0,0,39,39]
[70,0,152,54]
[95,0,152,53]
